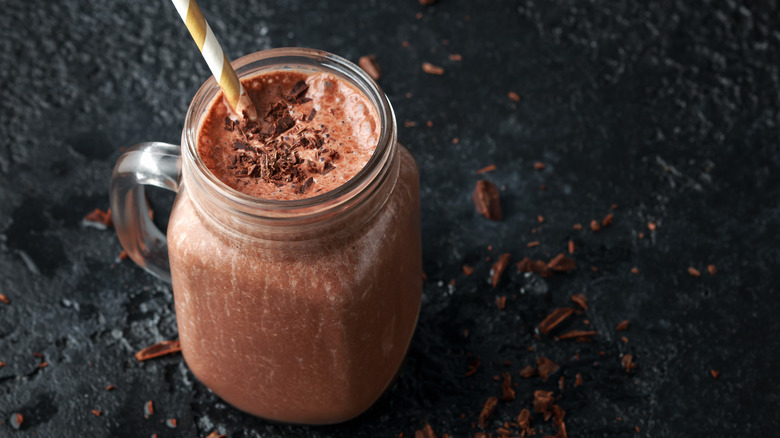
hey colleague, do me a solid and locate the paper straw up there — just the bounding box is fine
[171,0,256,119]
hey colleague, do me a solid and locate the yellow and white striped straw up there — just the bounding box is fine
[171,0,256,119]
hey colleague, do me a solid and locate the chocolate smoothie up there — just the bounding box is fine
[166,64,421,424]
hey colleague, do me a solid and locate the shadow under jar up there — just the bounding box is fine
[110,48,422,424]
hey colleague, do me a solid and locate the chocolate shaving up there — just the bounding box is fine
[570,293,588,310]
[106,385,115,391]
[167,418,178,428]
[0,293,9,304]
[419,0,437,5]
[491,253,511,287]
[687,267,701,277]
[568,240,575,254]
[519,365,536,378]
[517,408,531,429]
[449,53,463,61]
[602,213,614,227]
[533,161,546,170]
[707,264,717,275]
[414,423,436,438]
[590,220,600,231]
[478,396,498,428]
[622,354,637,372]
[552,405,565,425]
[574,373,583,387]
[134,340,181,362]
[465,358,480,377]
[472,180,503,221]
[422,62,445,75]
[500,372,515,401]
[205,432,226,438]
[359,55,381,80]
[538,308,574,335]
[462,264,474,276]
[517,257,552,277]
[547,253,576,272]
[144,400,154,418]
[533,390,554,420]
[496,296,506,309]
[285,80,309,103]
[556,330,597,341]
[476,164,497,174]
[91,410,102,417]
[711,369,720,379]
[616,320,631,331]
[508,91,521,102]
[537,357,559,382]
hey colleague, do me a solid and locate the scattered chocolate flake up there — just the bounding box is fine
[491,253,511,287]
[622,354,637,373]
[547,253,575,272]
[527,241,540,248]
[496,296,507,309]
[426,120,434,127]
[414,423,436,438]
[91,410,102,417]
[144,400,154,418]
[452,137,459,144]
[465,358,480,377]
[519,365,536,378]
[415,12,423,19]
[570,293,587,310]
[478,396,499,428]
[556,330,597,341]
[638,232,645,239]
[358,55,381,80]
[533,390,554,420]
[449,53,463,61]
[647,222,657,231]
[205,432,226,438]
[422,62,445,75]
[105,385,115,391]
[568,240,575,254]
[590,220,600,232]
[500,372,515,401]
[574,373,583,387]
[711,369,720,379]
[472,180,503,221]
[558,376,565,391]
[32,352,43,358]
[38,362,48,368]
[10,413,23,429]
[630,267,639,275]
[517,408,531,429]
[508,91,521,102]
[0,361,5,369]
[538,308,574,335]
[135,340,181,361]
[517,257,552,277]
[616,320,631,331]
[602,213,613,227]
[118,250,128,260]
[474,433,488,438]
[419,0,437,5]
[167,418,178,428]
[0,293,9,304]
[83,208,113,229]
[536,357,560,382]
[462,264,474,276]
[707,264,717,275]
[537,215,545,223]
[621,336,629,343]
[687,267,701,277]
[572,223,583,230]
[476,164,497,174]
[404,120,417,127]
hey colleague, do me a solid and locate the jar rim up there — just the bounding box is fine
[181,47,397,222]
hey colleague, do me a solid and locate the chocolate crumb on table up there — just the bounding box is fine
[616,320,631,331]
[533,161,546,170]
[0,293,9,304]
[421,62,445,75]
[520,365,536,378]
[414,423,436,438]
[533,390,554,419]
[590,220,600,232]
[478,396,499,428]
[462,264,474,276]
[358,55,381,80]
[500,372,515,401]
[83,208,113,229]
[570,293,587,310]
[472,180,503,221]
[711,369,720,379]
[508,91,521,102]
[495,295,507,309]
[537,357,560,381]
[134,340,181,361]
[490,253,511,287]
[708,264,718,275]
[144,400,154,418]
[538,308,574,335]
[687,267,701,277]
[91,410,102,417]
[448,53,463,61]
[556,330,597,341]
[621,354,637,372]
[476,164,496,174]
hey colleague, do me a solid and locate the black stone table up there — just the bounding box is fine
[1,0,779,436]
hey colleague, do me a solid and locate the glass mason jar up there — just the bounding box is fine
[110,48,422,424]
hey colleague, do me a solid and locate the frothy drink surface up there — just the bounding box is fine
[198,70,380,200]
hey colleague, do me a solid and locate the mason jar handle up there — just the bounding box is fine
[110,142,181,283]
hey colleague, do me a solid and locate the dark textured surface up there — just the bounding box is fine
[1,0,779,436]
